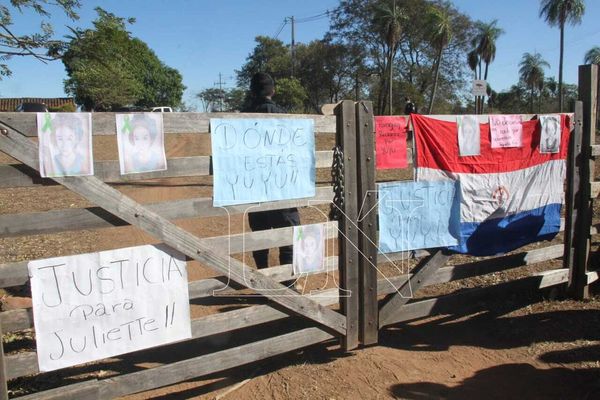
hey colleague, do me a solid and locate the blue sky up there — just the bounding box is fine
[2,0,599,109]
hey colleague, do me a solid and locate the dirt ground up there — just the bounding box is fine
[1,132,600,399]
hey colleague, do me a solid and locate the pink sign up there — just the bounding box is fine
[375,116,408,169]
[489,115,523,148]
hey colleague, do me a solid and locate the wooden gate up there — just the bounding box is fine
[0,104,362,399]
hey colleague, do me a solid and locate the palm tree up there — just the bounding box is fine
[426,5,452,114]
[539,0,586,112]
[584,46,600,64]
[373,0,405,115]
[470,20,504,113]
[519,52,550,113]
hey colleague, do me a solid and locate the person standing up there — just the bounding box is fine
[404,97,417,115]
[242,72,301,268]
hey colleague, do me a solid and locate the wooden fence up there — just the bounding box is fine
[0,106,363,399]
[0,64,598,399]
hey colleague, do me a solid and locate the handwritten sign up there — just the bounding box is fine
[210,118,315,206]
[375,116,408,169]
[378,181,460,253]
[489,115,523,148]
[28,245,191,372]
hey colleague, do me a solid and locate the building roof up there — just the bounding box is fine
[0,97,76,112]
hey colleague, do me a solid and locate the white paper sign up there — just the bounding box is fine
[457,115,481,156]
[293,224,325,275]
[37,112,94,178]
[539,115,561,154]
[472,80,487,97]
[116,113,167,175]
[28,245,191,372]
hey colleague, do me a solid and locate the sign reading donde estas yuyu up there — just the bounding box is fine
[28,245,191,372]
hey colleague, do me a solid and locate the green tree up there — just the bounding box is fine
[426,4,452,114]
[584,46,600,64]
[273,77,308,112]
[373,0,405,114]
[236,36,290,88]
[470,19,504,112]
[539,0,585,111]
[197,87,226,112]
[0,0,80,78]
[519,52,550,112]
[62,8,184,111]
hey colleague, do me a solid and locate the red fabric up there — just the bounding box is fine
[375,116,408,169]
[412,114,570,174]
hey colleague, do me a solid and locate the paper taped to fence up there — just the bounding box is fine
[116,113,167,174]
[378,181,461,253]
[37,112,94,178]
[210,118,316,206]
[28,245,191,372]
[412,113,570,256]
[375,116,408,169]
[293,223,325,274]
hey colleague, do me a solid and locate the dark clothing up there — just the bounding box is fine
[243,97,287,114]
[242,96,300,269]
[404,101,417,115]
[248,209,300,268]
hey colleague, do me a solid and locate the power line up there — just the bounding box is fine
[273,19,287,38]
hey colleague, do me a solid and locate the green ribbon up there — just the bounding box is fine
[122,115,132,135]
[297,227,304,241]
[41,113,52,132]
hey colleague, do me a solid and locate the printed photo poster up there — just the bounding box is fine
[293,223,325,274]
[116,113,167,174]
[375,116,408,169]
[37,112,93,178]
[378,180,461,253]
[539,114,561,154]
[489,114,523,148]
[28,244,192,372]
[210,118,315,206]
[457,115,481,156]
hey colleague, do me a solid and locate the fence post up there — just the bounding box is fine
[0,320,8,400]
[569,64,598,299]
[355,101,378,345]
[564,100,583,295]
[335,100,360,350]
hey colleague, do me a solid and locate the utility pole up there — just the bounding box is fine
[214,72,226,112]
[288,16,295,78]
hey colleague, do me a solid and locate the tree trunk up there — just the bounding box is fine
[530,84,534,113]
[388,49,394,115]
[558,23,564,112]
[427,45,444,115]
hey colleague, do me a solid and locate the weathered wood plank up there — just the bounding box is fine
[377,244,565,295]
[0,151,334,188]
[0,124,347,335]
[14,380,100,400]
[0,185,334,238]
[0,112,335,136]
[378,250,450,328]
[355,101,378,345]
[0,320,8,400]
[335,101,359,350]
[380,268,569,327]
[590,181,600,198]
[5,285,340,380]
[570,64,598,299]
[564,101,583,296]
[0,112,336,137]
[591,144,600,156]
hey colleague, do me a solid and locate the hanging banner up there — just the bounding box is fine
[378,180,461,253]
[412,113,570,256]
[375,116,408,169]
[28,245,191,372]
[210,118,315,206]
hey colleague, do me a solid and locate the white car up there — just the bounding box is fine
[151,106,173,112]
